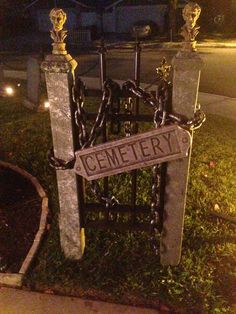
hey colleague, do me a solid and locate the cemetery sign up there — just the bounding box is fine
[74,125,191,180]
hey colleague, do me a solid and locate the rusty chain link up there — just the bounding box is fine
[123,97,134,137]
[150,164,162,255]
[123,80,206,131]
[74,78,120,208]
[123,74,205,254]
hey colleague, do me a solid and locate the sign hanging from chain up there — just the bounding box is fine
[74,125,191,180]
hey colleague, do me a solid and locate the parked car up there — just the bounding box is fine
[131,20,159,39]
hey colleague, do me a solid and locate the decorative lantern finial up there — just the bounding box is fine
[49,8,68,55]
[180,2,201,53]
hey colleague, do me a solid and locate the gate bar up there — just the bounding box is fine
[131,40,141,219]
[99,40,109,220]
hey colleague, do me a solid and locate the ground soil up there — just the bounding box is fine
[0,166,41,273]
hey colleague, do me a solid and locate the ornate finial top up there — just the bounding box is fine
[180,2,201,52]
[50,8,67,32]
[49,8,68,54]
[156,58,171,81]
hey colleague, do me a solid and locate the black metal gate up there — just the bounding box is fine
[45,6,205,262]
[72,40,172,246]
[47,38,205,254]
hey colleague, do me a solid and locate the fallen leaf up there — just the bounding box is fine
[209,161,216,168]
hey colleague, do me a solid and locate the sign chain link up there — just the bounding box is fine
[74,78,120,208]
[124,97,133,137]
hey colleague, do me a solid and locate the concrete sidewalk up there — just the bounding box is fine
[0,287,161,314]
[199,92,236,121]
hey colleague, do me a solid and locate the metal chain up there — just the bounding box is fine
[123,80,158,110]
[82,82,111,148]
[123,80,206,131]
[48,148,75,170]
[150,79,171,254]
[123,97,133,137]
[123,74,206,254]
[73,78,87,148]
[74,78,119,208]
[123,80,163,253]
[150,164,162,255]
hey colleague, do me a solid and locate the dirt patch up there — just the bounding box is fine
[0,166,41,273]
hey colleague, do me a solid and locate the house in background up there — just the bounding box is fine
[26,0,186,36]
[24,0,236,40]
[79,0,170,35]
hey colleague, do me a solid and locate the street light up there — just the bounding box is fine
[44,101,50,109]
[4,86,14,96]
[0,84,15,97]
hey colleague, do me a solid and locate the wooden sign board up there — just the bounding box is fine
[74,125,191,181]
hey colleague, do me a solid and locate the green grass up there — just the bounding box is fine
[0,94,235,313]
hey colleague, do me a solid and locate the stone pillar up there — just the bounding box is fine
[160,2,204,265]
[24,56,41,110]
[41,8,85,260]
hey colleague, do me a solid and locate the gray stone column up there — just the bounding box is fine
[42,53,84,260]
[160,2,204,265]
[41,8,85,260]
[24,56,41,110]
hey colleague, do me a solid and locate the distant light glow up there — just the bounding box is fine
[5,86,14,96]
[17,83,21,87]
[44,101,50,108]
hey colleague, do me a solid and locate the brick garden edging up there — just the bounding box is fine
[0,160,49,287]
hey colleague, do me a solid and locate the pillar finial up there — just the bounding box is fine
[180,2,201,53]
[49,8,68,55]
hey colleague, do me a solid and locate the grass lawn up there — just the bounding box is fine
[0,93,235,314]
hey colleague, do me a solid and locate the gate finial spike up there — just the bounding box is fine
[180,2,201,53]
[49,8,68,55]
[156,58,171,81]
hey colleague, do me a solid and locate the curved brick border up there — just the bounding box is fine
[0,160,49,287]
